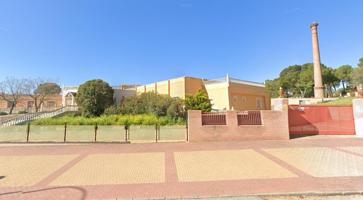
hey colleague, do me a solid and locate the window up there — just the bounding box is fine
[27,101,34,108]
[233,96,246,103]
[47,101,56,108]
[7,101,14,108]
[256,97,264,110]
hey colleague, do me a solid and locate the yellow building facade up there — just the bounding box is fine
[136,75,271,111]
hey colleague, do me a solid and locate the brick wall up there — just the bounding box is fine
[187,109,289,142]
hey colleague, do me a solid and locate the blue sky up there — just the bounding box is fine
[0,0,362,86]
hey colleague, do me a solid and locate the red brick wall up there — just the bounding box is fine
[0,95,62,112]
[188,110,289,142]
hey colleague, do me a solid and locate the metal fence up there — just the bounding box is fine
[0,124,187,143]
[201,112,227,125]
[237,111,262,125]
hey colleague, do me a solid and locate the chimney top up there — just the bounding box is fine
[310,22,319,29]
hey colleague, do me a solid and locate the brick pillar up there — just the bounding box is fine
[310,22,324,98]
[226,111,238,127]
[353,99,363,136]
[187,110,202,141]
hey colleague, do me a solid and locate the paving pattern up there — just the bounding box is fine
[0,155,77,187]
[51,153,165,186]
[174,150,296,182]
[339,146,363,156]
[264,147,363,177]
[0,137,363,200]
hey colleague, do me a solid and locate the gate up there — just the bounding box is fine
[288,105,355,135]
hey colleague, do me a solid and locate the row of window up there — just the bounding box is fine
[232,95,265,109]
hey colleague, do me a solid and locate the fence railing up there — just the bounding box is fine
[237,111,262,125]
[0,106,78,127]
[200,111,263,126]
[202,112,227,125]
[0,124,187,143]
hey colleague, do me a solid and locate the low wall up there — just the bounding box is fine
[187,109,289,142]
[353,99,363,137]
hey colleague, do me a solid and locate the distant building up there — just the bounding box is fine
[136,75,271,111]
[62,75,271,111]
[0,95,62,113]
[62,85,138,107]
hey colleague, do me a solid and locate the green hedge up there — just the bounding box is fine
[31,114,186,126]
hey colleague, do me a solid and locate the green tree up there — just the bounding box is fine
[279,65,302,97]
[323,67,340,97]
[75,79,114,117]
[121,92,185,117]
[167,99,185,118]
[296,63,314,97]
[265,78,280,98]
[185,90,212,112]
[353,57,363,85]
[279,64,316,97]
[266,63,340,98]
[335,65,353,90]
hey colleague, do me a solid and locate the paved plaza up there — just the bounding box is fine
[1,136,363,199]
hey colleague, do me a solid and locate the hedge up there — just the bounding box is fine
[31,114,186,126]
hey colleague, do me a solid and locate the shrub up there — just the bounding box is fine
[104,105,123,115]
[76,79,114,117]
[185,90,212,112]
[117,92,186,117]
[18,111,28,114]
[167,99,185,118]
[0,112,7,115]
[31,114,186,126]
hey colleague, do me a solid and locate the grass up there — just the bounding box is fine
[31,114,186,126]
[319,97,356,105]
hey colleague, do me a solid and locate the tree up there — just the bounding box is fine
[278,64,316,97]
[0,77,26,114]
[335,65,353,90]
[265,78,280,98]
[167,99,185,118]
[185,90,212,112]
[75,79,114,117]
[279,65,302,97]
[322,67,340,97]
[24,79,61,112]
[296,63,314,97]
[353,57,363,86]
[121,92,184,117]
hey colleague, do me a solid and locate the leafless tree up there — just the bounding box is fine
[0,77,26,114]
[23,78,61,112]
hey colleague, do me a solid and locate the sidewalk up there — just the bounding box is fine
[1,136,363,200]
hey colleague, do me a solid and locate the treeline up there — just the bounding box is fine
[265,57,363,98]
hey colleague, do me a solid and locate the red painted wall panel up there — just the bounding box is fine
[288,105,355,135]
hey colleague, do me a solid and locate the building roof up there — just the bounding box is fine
[203,76,265,88]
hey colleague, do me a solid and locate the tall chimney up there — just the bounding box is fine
[310,22,324,98]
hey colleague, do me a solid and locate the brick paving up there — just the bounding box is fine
[0,137,363,199]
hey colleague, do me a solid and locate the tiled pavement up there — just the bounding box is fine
[1,137,363,199]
